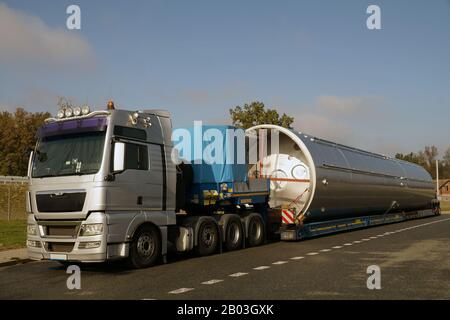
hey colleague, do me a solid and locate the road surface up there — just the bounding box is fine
[0,214,449,299]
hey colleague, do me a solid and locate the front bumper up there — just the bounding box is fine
[27,212,109,263]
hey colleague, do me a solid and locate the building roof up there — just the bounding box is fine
[439,179,450,189]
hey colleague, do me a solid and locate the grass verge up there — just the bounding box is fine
[0,220,27,251]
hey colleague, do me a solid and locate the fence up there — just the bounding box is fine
[0,176,28,220]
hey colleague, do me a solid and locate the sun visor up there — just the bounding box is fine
[37,117,108,138]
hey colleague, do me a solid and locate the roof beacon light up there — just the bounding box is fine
[107,100,115,110]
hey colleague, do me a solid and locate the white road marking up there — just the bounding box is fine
[272,261,288,265]
[343,243,352,246]
[306,252,319,256]
[290,256,304,260]
[361,238,370,241]
[229,272,248,277]
[370,236,377,239]
[202,279,223,285]
[320,249,331,252]
[253,266,270,270]
[332,246,343,249]
[169,288,194,294]
[141,298,157,300]
[353,240,362,244]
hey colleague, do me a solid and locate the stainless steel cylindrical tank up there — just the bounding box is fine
[246,125,435,223]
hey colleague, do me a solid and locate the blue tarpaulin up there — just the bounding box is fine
[172,125,247,183]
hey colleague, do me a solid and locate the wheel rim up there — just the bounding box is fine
[137,233,155,258]
[201,224,215,247]
[228,221,241,245]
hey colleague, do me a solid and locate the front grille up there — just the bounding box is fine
[46,242,74,253]
[46,225,78,237]
[36,192,86,212]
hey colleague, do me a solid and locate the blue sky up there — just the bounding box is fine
[0,0,449,156]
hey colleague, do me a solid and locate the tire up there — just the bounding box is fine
[247,215,265,247]
[224,218,243,251]
[127,225,161,269]
[196,220,219,256]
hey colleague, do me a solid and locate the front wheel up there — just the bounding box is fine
[127,225,161,269]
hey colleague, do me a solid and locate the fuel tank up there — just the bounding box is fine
[246,125,435,223]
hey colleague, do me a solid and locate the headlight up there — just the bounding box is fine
[27,224,37,235]
[81,105,90,115]
[79,223,103,236]
[64,107,73,117]
[73,106,82,116]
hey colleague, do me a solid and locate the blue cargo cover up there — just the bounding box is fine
[172,125,247,183]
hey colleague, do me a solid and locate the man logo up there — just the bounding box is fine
[366,265,381,290]
[66,265,81,290]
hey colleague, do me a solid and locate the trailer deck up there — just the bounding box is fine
[280,209,438,241]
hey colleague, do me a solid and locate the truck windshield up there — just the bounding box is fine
[32,131,106,178]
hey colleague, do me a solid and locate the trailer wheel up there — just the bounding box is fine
[225,218,243,251]
[247,215,265,247]
[196,220,219,256]
[127,225,161,269]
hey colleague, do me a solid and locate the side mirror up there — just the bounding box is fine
[113,142,125,173]
[27,151,34,178]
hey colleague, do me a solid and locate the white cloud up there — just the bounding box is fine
[294,113,354,145]
[316,96,361,113]
[291,95,383,146]
[0,3,95,68]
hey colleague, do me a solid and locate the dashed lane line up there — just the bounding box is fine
[169,288,194,294]
[229,272,248,277]
[272,261,289,265]
[202,279,223,285]
[253,266,270,270]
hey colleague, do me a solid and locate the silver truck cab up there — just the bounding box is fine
[27,105,177,268]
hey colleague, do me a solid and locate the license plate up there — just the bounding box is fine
[50,253,67,260]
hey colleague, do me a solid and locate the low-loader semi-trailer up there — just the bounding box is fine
[26,103,440,268]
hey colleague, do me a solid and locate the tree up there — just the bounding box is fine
[229,101,294,129]
[442,148,450,179]
[0,108,51,176]
[395,146,449,179]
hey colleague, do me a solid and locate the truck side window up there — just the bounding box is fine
[125,143,148,170]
